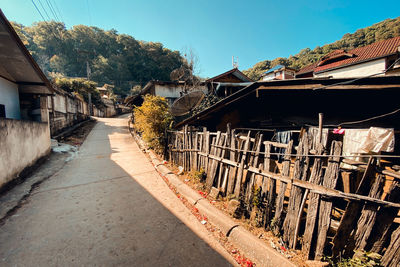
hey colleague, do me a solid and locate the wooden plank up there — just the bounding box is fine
[369,177,400,254]
[301,144,325,258]
[193,132,198,171]
[204,130,210,173]
[227,130,237,195]
[263,141,289,149]
[206,132,226,192]
[273,140,293,232]
[331,156,376,259]
[314,141,342,260]
[381,225,400,267]
[206,132,221,191]
[234,132,251,198]
[220,125,231,194]
[217,134,228,190]
[351,174,385,254]
[246,133,263,206]
[283,132,310,246]
[263,142,275,228]
[197,151,400,208]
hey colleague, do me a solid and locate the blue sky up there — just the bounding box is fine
[2,0,399,77]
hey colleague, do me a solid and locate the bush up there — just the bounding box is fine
[133,94,172,153]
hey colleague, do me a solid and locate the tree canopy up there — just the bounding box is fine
[244,17,400,80]
[12,21,186,97]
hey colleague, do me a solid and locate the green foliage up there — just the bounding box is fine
[324,250,382,267]
[243,17,400,80]
[11,21,187,97]
[133,95,172,152]
[252,186,262,207]
[189,168,206,183]
[53,77,103,106]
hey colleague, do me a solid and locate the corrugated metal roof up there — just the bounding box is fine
[263,64,285,74]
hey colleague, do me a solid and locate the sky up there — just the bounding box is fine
[1,0,399,77]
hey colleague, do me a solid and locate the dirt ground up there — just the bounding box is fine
[58,119,97,146]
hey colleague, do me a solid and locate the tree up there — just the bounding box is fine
[133,95,172,153]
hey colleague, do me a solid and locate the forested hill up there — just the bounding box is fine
[11,21,186,96]
[244,17,400,80]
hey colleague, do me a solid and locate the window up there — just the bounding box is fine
[0,104,5,118]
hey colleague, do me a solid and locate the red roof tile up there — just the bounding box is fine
[296,61,319,75]
[296,36,400,75]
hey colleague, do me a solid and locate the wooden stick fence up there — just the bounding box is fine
[167,125,400,266]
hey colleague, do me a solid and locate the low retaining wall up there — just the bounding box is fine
[0,118,51,189]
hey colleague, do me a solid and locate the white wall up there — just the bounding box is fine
[314,58,386,78]
[0,77,20,119]
[0,119,51,188]
[155,84,207,98]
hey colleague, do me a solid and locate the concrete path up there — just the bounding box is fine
[0,116,235,266]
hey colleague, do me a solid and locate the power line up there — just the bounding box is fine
[45,0,60,21]
[31,0,46,21]
[51,0,65,22]
[37,0,51,20]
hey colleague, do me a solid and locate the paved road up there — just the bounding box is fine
[0,116,234,266]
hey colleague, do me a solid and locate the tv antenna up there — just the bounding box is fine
[170,90,205,116]
[232,56,239,68]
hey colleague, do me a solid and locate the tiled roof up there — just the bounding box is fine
[296,36,400,75]
[296,61,318,75]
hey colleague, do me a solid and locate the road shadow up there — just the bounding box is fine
[0,117,234,266]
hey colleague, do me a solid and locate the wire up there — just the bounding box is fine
[37,0,51,20]
[324,107,400,127]
[313,57,400,91]
[31,0,46,21]
[51,0,65,22]
[45,0,60,21]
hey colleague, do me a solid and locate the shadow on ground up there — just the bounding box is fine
[0,117,234,266]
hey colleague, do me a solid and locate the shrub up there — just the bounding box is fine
[133,94,172,153]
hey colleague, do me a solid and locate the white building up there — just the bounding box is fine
[260,65,296,81]
[296,37,400,79]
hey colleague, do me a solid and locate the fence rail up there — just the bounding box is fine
[167,125,400,266]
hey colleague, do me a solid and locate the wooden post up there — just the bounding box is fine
[234,132,251,198]
[318,113,323,144]
[351,174,385,252]
[381,224,400,267]
[332,156,376,259]
[369,177,400,254]
[301,144,325,257]
[314,141,342,260]
[283,132,309,246]
[227,129,237,195]
[273,140,293,232]
[263,142,275,228]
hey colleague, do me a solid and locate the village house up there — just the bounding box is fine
[296,36,400,78]
[127,68,252,107]
[206,68,253,97]
[0,10,54,189]
[260,64,296,81]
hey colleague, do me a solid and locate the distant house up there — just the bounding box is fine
[260,65,296,81]
[97,86,109,98]
[0,9,54,189]
[296,36,400,78]
[205,68,253,97]
[139,80,207,106]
